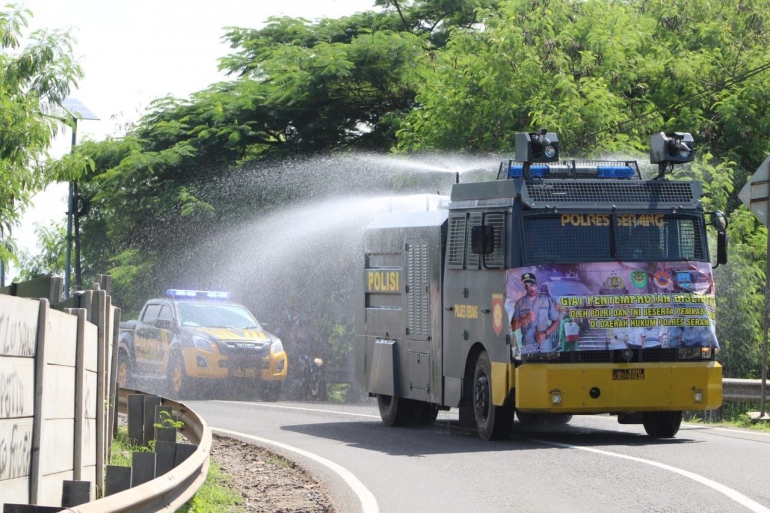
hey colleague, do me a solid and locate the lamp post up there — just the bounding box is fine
[62,98,99,297]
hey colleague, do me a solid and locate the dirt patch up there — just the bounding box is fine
[212,435,335,512]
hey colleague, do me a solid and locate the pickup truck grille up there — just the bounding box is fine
[219,341,270,358]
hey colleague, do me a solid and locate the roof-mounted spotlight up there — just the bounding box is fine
[650,132,695,177]
[516,130,559,163]
[515,130,559,179]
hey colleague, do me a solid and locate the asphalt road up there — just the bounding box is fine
[188,399,770,513]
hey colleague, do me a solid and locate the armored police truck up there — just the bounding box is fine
[355,131,726,440]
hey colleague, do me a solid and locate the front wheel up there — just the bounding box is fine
[167,353,188,400]
[473,352,513,440]
[117,348,133,389]
[642,411,682,438]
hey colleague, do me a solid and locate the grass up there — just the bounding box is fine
[684,403,770,432]
[109,426,245,511]
[177,460,245,513]
[109,427,153,467]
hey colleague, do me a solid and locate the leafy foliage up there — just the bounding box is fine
[16,0,770,385]
[0,4,85,265]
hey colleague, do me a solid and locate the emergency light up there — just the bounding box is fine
[166,289,232,300]
[507,162,637,179]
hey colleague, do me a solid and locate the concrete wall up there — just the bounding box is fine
[0,279,119,510]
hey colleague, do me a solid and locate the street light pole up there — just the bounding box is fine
[64,120,77,296]
[61,98,98,298]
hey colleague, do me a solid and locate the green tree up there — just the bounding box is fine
[0,4,85,266]
[16,221,66,280]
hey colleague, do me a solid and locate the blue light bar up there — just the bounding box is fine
[507,163,636,179]
[596,166,635,179]
[508,165,550,178]
[166,289,232,300]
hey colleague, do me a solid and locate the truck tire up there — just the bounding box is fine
[117,348,133,389]
[642,411,682,438]
[473,352,513,440]
[516,411,573,425]
[377,394,413,427]
[167,353,188,400]
[416,402,439,425]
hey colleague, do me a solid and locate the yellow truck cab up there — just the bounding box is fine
[118,289,287,400]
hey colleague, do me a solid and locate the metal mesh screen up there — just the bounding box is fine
[522,214,612,263]
[523,181,697,207]
[407,242,430,337]
[522,213,706,264]
[448,215,466,269]
[465,213,481,270]
[485,212,505,268]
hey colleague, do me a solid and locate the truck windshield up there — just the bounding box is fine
[521,212,706,264]
[177,302,261,329]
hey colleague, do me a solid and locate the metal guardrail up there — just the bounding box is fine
[65,388,212,513]
[723,378,768,402]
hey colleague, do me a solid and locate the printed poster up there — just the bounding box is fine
[505,262,717,354]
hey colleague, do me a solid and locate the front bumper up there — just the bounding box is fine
[514,361,722,413]
[182,348,288,381]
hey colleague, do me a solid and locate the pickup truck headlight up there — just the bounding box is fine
[193,336,215,352]
[271,338,283,354]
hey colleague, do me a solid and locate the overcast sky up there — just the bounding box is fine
[9,0,370,281]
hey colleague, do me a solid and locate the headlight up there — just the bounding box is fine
[193,336,215,352]
[271,338,283,354]
[314,357,324,367]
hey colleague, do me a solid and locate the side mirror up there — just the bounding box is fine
[156,319,174,330]
[717,231,728,266]
[710,211,728,233]
[471,225,494,255]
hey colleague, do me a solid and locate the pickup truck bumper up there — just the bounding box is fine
[182,347,287,381]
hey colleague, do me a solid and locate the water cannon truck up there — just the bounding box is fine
[355,131,727,440]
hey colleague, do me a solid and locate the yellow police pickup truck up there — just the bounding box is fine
[117,289,287,400]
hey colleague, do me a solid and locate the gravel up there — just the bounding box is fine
[211,434,335,512]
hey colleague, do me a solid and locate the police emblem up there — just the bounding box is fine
[653,271,671,288]
[604,275,625,290]
[492,294,504,336]
[630,271,648,288]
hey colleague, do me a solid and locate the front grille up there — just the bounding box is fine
[218,341,270,358]
[218,358,270,369]
[522,347,714,364]
[522,180,699,209]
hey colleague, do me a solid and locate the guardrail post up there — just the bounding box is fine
[174,443,197,466]
[61,480,92,507]
[130,453,156,487]
[142,396,162,445]
[155,441,176,477]
[104,466,131,496]
[2,505,64,512]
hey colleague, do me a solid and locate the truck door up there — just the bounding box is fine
[135,304,161,369]
[135,303,172,372]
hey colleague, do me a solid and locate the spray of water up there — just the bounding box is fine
[143,152,499,400]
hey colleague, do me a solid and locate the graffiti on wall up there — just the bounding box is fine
[0,420,33,480]
[0,311,37,357]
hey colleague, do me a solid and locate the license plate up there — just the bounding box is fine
[234,368,258,378]
[613,368,645,380]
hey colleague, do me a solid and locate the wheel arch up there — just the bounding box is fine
[463,341,510,408]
